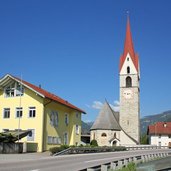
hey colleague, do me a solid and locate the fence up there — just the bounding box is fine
[80,152,170,171]
[0,142,23,154]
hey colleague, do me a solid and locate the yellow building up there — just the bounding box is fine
[0,74,86,152]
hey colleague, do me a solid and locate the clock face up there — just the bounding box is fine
[123,89,133,99]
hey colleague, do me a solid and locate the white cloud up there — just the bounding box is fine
[111,100,120,112]
[92,101,103,110]
[91,100,120,112]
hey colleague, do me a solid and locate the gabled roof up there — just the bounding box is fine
[148,122,171,135]
[119,16,139,72]
[0,74,86,114]
[90,101,121,131]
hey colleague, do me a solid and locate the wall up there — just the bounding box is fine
[0,86,44,152]
[44,101,82,151]
[150,135,171,146]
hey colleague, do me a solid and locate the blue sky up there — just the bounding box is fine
[0,0,171,122]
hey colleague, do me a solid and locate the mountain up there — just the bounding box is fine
[82,110,171,135]
[140,110,171,135]
[81,121,93,134]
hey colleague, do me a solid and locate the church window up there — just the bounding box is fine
[127,66,130,74]
[127,57,129,61]
[127,120,129,125]
[114,132,116,138]
[126,76,132,87]
[101,133,107,137]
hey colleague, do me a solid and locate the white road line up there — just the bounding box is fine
[29,169,40,171]
[84,157,116,163]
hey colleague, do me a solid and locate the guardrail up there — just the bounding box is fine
[126,145,169,150]
[80,152,170,171]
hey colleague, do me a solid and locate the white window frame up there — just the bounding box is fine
[28,107,36,118]
[27,129,35,141]
[16,107,23,118]
[50,111,58,127]
[3,108,10,118]
[4,82,24,98]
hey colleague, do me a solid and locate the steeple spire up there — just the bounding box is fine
[120,15,139,72]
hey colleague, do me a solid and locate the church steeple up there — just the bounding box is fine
[120,16,139,72]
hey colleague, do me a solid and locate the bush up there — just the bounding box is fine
[49,145,69,154]
[90,139,98,147]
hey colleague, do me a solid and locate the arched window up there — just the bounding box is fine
[126,76,132,87]
[114,132,116,138]
[101,133,107,137]
[127,66,130,74]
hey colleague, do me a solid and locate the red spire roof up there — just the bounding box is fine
[119,16,139,72]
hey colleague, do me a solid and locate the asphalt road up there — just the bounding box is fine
[0,149,171,171]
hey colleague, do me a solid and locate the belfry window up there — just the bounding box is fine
[126,76,132,87]
[127,66,130,74]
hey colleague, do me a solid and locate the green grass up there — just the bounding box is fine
[109,162,136,171]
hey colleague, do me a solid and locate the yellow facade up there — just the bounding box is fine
[0,75,84,152]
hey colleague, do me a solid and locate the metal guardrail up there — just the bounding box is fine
[53,145,169,156]
[79,152,170,171]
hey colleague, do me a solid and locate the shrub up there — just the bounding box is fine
[49,145,69,154]
[90,139,98,147]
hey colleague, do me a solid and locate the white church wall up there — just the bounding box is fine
[90,130,120,146]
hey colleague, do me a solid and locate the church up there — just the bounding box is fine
[90,17,140,146]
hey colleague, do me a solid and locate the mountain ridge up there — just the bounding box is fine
[82,110,171,135]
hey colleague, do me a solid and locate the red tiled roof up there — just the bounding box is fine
[148,122,171,135]
[13,75,86,114]
[119,17,139,72]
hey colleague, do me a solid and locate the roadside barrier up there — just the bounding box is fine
[79,152,170,171]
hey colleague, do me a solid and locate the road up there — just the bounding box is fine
[0,149,171,171]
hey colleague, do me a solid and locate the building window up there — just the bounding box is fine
[168,135,171,138]
[101,133,107,137]
[126,76,132,87]
[3,108,10,118]
[127,66,130,74]
[76,112,79,118]
[16,107,23,118]
[76,125,79,135]
[50,111,58,127]
[4,82,24,97]
[27,129,35,141]
[64,132,68,145]
[54,112,58,127]
[127,57,129,61]
[29,107,36,118]
[114,132,116,138]
[65,114,69,125]
[159,134,161,138]
[47,136,61,144]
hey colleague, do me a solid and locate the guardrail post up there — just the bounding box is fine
[118,160,123,169]
[101,164,107,171]
[124,159,128,166]
[110,162,116,170]
[133,157,138,164]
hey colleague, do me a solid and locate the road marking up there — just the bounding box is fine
[29,169,40,171]
[84,157,117,163]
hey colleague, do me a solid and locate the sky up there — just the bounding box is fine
[0,0,171,122]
